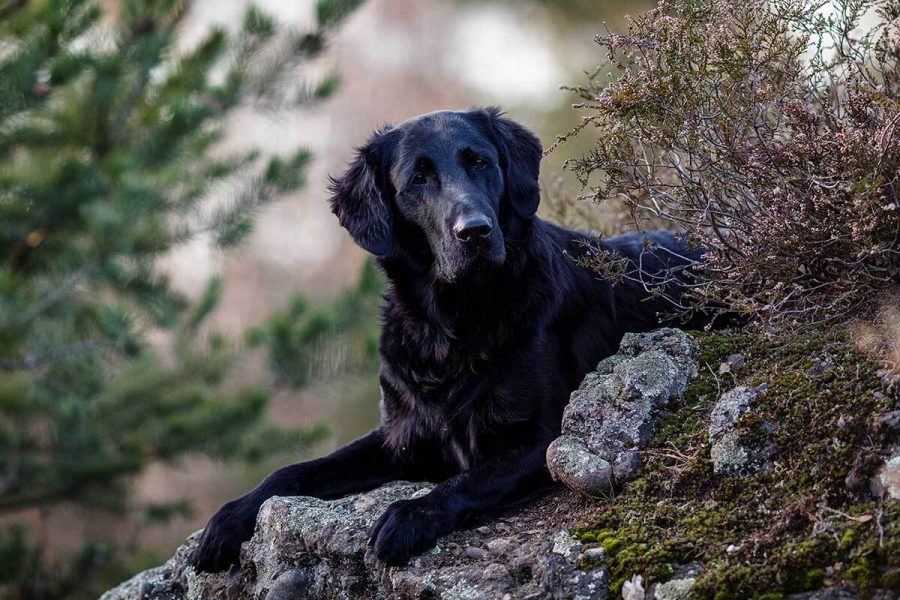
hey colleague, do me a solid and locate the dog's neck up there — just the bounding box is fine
[377,218,562,339]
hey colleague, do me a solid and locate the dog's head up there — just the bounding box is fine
[328,107,542,282]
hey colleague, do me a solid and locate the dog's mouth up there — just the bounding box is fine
[435,238,506,283]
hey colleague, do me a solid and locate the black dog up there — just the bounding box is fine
[191,107,706,572]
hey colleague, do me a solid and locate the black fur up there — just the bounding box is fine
[191,108,707,572]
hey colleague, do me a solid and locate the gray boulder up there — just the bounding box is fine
[102,328,702,599]
[101,482,608,600]
[546,328,699,496]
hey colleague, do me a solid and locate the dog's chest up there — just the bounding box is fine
[379,320,501,469]
[382,307,493,392]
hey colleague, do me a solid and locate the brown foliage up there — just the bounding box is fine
[563,0,900,327]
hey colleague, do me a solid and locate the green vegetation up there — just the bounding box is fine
[250,259,384,389]
[0,0,364,598]
[573,332,898,598]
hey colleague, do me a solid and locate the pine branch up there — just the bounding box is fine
[0,337,107,372]
[16,260,97,326]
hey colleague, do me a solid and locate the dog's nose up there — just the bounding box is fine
[454,217,492,243]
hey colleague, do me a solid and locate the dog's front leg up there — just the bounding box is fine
[192,428,403,572]
[368,443,552,565]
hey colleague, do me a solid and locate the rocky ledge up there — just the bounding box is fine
[102,329,698,600]
[101,483,607,600]
[102,328,900,599]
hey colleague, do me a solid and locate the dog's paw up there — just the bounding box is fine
[191,499,257,573]
[367,497,454,566]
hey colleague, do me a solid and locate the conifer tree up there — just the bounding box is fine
[0,0,363,597]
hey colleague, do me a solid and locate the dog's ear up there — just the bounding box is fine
[479,107,542,220]
[328,127,395,256]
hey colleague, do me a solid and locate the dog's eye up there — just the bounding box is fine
[473,157,488,170]
[411,173,427,185]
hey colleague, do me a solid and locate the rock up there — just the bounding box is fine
[102,329,699,599]
[648,563,701,600]
[551,529,582,561]
[874,450,900,500]
[872,410,900,434]
[547,329,698,496]
[546,435,614,497]
[582,547,605,561]
[263,570,311,600]
[718,353,745,375]
[101,483,608,600]
[485,537,513,556]
[622,574,645,600]
[652,576,695,600]
[572,568,609,600]
[807,357,834,380]
[709,385,775,476]
[877,368,900,397]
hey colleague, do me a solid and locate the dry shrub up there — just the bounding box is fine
[562,0,900,328]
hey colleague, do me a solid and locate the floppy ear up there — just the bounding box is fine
[328,127,395,256]
[480,107,543,220]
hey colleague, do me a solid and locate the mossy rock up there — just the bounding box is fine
[573,329,899,598]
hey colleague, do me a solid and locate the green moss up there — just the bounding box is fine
[576,531,597,543]
[881,568,900,589]
[515,565,533,584]
[846,558,877,589]
[803,568,825,589]
[572,330,898,598]
[610,575,627,596]
[601,536,623,555]
[573,527,616,545]
[839,528,858,551]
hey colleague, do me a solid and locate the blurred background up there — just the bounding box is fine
[0,0,648,597]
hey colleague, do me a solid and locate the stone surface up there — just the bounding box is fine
[653,577,695,600]
[875,449,900,500]
[647,562,701,600]
[717,353,745,375]
[708,385,775,476]
[101,483,609,600]
[621,574,645,600]
[104,330,705,600]
[98,327,894,600]
[546,328,698,496]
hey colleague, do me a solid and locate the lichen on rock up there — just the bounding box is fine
[546,328,699,496]
[875,450,900,500]
[101,481,610,600]
[571,330,900,598]
[708,384,775,476]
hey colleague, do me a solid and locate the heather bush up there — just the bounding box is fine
[561,0,900,327]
